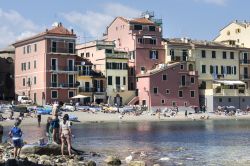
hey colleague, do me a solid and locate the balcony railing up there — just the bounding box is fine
[48,47,75,54]
[50,83,77,88]
[106,53,129,59]
[179,81,190,88]
[96,40,115,46]
[78,70,92,76]
[214,88,246,96]
[113,85,125,92]
[240,60,250,64]
[50,66,78,72]
[79,87,106,93]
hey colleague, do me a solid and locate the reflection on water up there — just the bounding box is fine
[3,120,250,165]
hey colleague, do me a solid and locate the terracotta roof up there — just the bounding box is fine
[46,25,74,35]
[129,18,154,25]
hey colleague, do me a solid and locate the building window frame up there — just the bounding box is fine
[166,89,170,94]
[153,87,158,94]
[51,90,58,99]
[68,90,74,98]
[178,90,183,98]
[190,90,195,98]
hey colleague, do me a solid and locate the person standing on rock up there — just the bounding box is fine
[50,114,60,144]
[8,120,23,158]
[60,114,72,156]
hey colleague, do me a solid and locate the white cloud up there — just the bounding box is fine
[194,0,227,6]
[61,3,141,41]
[0,9,41,49]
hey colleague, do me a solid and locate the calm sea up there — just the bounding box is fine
[3,120,250,165]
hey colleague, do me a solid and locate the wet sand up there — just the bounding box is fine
[1,111,249,127]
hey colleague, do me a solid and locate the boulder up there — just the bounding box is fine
[0,125,3,135]
[129,161,146,166]
[21,144,68,155]
[104,156,121,165]
[86,160,96,166]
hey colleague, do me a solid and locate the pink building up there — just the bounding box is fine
[14,23,78,105]
[137,62,199,109]
[105,12,165,91]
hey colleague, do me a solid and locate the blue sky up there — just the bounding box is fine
[0,0,249,49]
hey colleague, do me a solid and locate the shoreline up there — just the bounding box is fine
[0,111,249,127]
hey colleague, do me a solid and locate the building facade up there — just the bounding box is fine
[14,23,78,105]
[76,40,135,106]
[137,62,199,110]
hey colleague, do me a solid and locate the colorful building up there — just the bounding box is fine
[13,23,78,105]
[214,20,250,48]
[165,38,250,111]
[137,62,199,110]
[104,11,165,92]
[76,40,135,106]
[75,56,106,104]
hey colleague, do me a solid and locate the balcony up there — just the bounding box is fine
[50,83,78,88]
[79,87,93,92]
[113,85,125,92]
[78,70,92,76]
[240,60,250,65]
[240,75,250,80]
[106,53,129,59]
[214,88,246,96]
[48,47,75,54]
[179,82,190,88]
[96,40,115,46]
[50,66,78,72]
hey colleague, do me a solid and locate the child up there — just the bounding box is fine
[9,120,23,158]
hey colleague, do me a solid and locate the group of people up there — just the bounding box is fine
[8,102,73,159]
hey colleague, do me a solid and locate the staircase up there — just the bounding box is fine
[127,96,139,105]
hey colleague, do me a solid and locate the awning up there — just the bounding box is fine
[71,95,90,99]
[214,80,245,85]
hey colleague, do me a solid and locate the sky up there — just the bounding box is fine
[0,0,249,49]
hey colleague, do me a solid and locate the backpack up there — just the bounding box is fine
[11,127,22,138]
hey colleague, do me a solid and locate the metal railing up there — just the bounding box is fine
[240,60,250,64]
[50,66,77,72]
[106,53,129,59]
[50,83,77,88]
[48,47,75,54]
[240,75,250,79]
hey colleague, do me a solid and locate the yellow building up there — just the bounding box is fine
[165,38,250,112]
[214,20,250,48]
[76,41,135,106]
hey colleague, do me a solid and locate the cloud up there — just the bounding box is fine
[194,0,227,6]
[61,3,141,40]
[0,9,41,49]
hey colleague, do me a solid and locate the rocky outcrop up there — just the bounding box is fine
[129,161,146,166]
[21,144,68,155]
[104,156,122,165]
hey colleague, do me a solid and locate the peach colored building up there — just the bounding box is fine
[104,12,165,91]
[137,62,199,110]
[14,23,78,105]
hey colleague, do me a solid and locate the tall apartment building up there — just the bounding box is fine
[76,41,135,106]
[104,12,165,91]
[165,38,250,111]
[214,20,250,48]
[14,23,78,105]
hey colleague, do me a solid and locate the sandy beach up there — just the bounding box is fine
[1,111,250,127]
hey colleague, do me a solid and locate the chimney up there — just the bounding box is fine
[71,29,74,34]
[59,22,62,27]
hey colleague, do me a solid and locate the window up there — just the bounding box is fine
[51,74,58,87]
[223,51,227,59]
[153,87,158,94]
[227,66,232,74]
[23,47,26,54]
[123,77,126,85]
[68,91,74,98]
[228,98,232,102]
[210,65,213,74]
[149,26,156,31]
[27,45,31,53]
[105,49,112,54]
[190,91,195,98]
[178,91,183,98]
[180,64,184,70]
[242,98,245,102]
[149,38,156,45]
[212,51,216,58]
[52,41,57,52]
[234,66,237,75]
[170,49,175,61]
[141,67,145,73]
[149,50,158,59]
[162,74,167,80]
[235,28,241,33]
[24,63,26,70]
[191,77,195,84]
[142,100,146,106]
[81,53,84,57]
[108,76,112,85]
[230,52,234,59]
[166,89,170,94]
[34,60,36,69]
[172,102,176,107]
[34,44,37,52]
[130,68,134,75]
[23,78,25,86]
[34,93,36,103]
[137,38,143,44]
[201,50,206,58]
[202,65,206,74]
[34,76,36,85]
[86,52,90,57]
[134,24,142,30]
[219,98,222,102]
[161,99,165,104]
[227,31,230,36]
[51,90,58,99]
[28,62,30,70]
[21,63,23,71]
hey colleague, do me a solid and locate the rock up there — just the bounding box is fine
[86,160,96,166]
[153,164,161,166]
[21,143,70,155]
[129,161,146,166]
[104,156,122,165]
[27,157,38,164]
[0,125,3,135]
[74,155,84,161]
[40,155,50,161]
[5,159,17,166]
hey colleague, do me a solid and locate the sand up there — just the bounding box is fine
[1,111,250,127]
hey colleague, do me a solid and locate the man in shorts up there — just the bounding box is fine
[9,120,23,158]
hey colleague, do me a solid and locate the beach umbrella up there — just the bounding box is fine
[71,94,89,99]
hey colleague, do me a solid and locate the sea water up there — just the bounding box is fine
[3,120,250,165]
